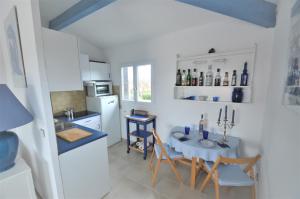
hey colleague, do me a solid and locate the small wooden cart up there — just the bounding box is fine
[126,114,156,160]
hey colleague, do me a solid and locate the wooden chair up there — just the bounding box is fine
[148,129,184,186]
[200,155,261,199]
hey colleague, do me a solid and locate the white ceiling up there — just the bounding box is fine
[39,0,278,49]
[64,0,235,48]
[39,0,80,27]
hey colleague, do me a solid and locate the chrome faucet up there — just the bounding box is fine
[65,108,74,121]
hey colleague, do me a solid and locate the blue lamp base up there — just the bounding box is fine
[0,131,19,172]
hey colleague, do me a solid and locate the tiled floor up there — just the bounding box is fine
[104,141,252,199]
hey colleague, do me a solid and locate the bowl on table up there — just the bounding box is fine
[199,139,216,148]
[198,96,208,101]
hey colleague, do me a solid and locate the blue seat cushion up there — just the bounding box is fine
[205,161,254,186]
[154,144,183,160]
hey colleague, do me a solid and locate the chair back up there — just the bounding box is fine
[152,129,163,145]
[152,129,170,159]
[210,155,261,175]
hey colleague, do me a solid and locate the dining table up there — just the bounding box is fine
[168,129,241,189]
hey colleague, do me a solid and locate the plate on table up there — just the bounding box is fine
[172,131,185,139]
[199,139,216,148]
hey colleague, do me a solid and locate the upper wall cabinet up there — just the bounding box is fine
[90,61,111,81]
[42,28,83,91]
[79,54,91,81]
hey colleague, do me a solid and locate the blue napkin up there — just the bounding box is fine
[217,142,230,148]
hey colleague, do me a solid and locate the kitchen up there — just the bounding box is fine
[0,0,299,199]
[42,27,121,198]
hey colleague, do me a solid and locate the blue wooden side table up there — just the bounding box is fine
[126,115,156,160]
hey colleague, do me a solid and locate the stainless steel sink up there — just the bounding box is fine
[55,121,75,132]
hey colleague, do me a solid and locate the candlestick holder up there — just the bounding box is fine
[217,119,234,143]
[217,106,235,143]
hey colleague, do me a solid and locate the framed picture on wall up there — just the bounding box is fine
[4,6,27,88]
[283,0,300,113]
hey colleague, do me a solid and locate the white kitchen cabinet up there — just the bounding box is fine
[42,28,83,91]
[72,115,101,131]
[59,137,110,199]
[90,61,111,80]
[0,159,36,199]
[79,54,91,81]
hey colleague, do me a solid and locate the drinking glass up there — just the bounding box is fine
[184,126,190,135]
[203,130,209,139]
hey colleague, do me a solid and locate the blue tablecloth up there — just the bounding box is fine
[168,130,240,161]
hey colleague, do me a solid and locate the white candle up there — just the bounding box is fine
[232,110,235,124]
[225,105,228,120]
[218,108,222,122]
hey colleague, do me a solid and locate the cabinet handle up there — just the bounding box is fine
[108,100,114,104]
[84,120,92,123]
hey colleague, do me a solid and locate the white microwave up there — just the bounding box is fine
[86,81,113,97]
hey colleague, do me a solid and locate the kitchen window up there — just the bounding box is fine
[121,64,152,102]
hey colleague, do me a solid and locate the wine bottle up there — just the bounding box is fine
[181,70,186,86]
[231,70,237,86]
[199,72,204,86]
[187,69,192,86]
[176,69,182,86]
[199,114,204,133]
[205,65,213,86]
[214,68,221,86]
[191,68,198,86]
[240,62,249,86]
[223,72,229,86]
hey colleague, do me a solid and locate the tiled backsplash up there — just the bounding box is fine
[50,91,87,116]
[112,85,120,96]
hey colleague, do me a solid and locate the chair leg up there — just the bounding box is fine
[214,179,220,199]
[200,173,212,192]
[148,149,155,171]
[190,157,197,189]
[151,154,162,187]
[252,185,256,199]
[166,157,183,183]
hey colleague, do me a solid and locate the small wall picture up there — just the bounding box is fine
[4,6,27,88]
[284,0,300,107]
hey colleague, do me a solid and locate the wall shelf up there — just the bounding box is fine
[174,46,256,104]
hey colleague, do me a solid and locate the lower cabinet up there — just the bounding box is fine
[0,159,36,199]
[72,115,101,131]
[59,137,110,199]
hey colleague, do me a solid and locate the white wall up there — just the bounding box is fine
[0,0,63,198]
[78,38,107,62]
[259,0,300,198]
[105,19,274,157]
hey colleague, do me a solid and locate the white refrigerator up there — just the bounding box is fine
[86,95,121,146]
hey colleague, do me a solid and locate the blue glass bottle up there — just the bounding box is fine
[232,87,244,103]
[240,62,249,86]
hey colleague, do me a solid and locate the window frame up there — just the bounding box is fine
[121,61,153,104]
[121,65,135,102]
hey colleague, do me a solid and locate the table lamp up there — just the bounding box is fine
[0,84,33,172]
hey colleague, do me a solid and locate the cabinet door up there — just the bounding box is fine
[59,138,110,199]
[73,115,101,131]
[42,28,83,91]
[90,62,110,80]
[79,54,91,81]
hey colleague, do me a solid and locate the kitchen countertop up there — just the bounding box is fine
[56,125,107,155]
[55,111,106,155]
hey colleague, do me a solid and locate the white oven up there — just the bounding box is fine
[85,81,112,97]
